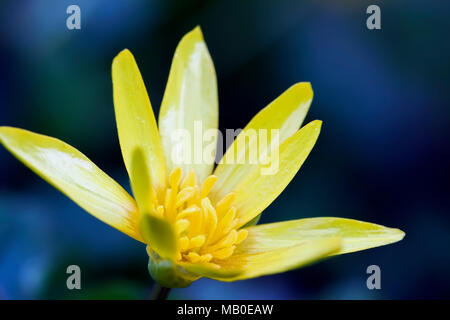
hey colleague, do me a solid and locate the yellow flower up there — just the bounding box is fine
[0,27,404,288]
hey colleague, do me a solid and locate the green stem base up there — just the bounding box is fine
[151,283,171,300]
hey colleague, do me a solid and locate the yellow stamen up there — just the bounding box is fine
[175,187,195,208]
[211,246,235,260]
[236,229,248,245]
[176,219,190,234]
[189,235,206,248]
[177,205,200,220]
[207,230,237,252]
[179,236,190,251]
[200,175,218,198]
[181,169,197,188]
[215,192,236,219]
[155,205,165,218]
[169,167,182,192]
[150,167,249,266]
[186,252,201,263]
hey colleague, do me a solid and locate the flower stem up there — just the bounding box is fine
[150,283,171,300]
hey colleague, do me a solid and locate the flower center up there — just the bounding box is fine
[151,167,248,267]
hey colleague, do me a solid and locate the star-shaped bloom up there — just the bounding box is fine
[0,27,404,288]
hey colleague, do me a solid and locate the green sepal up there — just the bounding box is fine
[147,247,199,288]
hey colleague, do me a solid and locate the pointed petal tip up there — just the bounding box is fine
[393,228,406,241]
[308,119,323,131]
[185,25,204,42]
[112,49,134,66]
[289,82,313,100]
[119,48,131,55]
[0,126,24,143]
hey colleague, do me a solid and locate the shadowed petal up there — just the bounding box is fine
[130,148,178,260]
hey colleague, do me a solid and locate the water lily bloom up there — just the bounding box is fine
[0,27,404,289]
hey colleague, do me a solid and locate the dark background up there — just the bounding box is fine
[0,0,449,299]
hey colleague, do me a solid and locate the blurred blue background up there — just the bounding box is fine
[0,0,449,299]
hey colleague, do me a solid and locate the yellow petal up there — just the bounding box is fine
[112,49,167,199]
[182,217,404,282]
[158,26,218,182]
[130,148,178,260]
[243,217,405,256]
[183,237,341,281]
[211,83,313,202]
[233,120,323,227]
[0,127,142,241]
